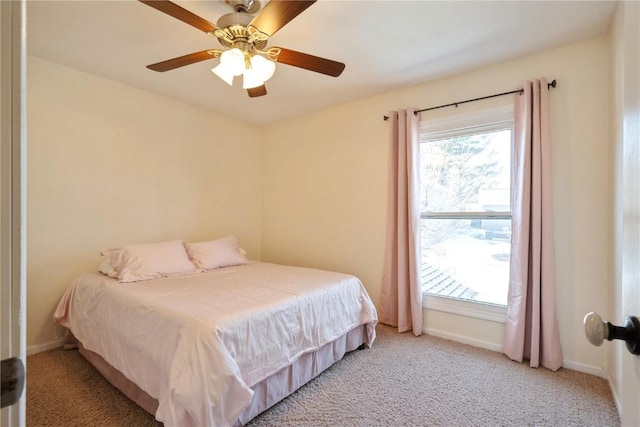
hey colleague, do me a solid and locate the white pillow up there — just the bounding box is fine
[104,240,199,283]
[184,236,249,270]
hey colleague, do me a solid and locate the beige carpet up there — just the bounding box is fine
[27,325,620,426]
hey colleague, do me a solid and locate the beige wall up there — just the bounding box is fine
[262,36,611,374]
[28,35,614,375]
[27,56,263,350]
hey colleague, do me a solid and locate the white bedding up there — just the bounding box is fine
[53,262,378,426]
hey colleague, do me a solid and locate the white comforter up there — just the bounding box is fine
[53,262,377,426]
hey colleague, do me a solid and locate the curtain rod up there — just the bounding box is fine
[383,79,557,121]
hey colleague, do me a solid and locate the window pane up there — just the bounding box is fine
[421,218,510,306]
[420,129,511,213]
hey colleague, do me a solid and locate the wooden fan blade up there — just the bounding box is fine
[147,50,218,72]
[138,0,218,33]
[249,0,316,37]
[273,48,345,77]
[247,85,267,97]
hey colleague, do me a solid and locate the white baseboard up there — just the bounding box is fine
[604,367,622,416]
[561,359,606,378]
[423,327,503,352]
[27,339,64,356]
[423,327,606,378]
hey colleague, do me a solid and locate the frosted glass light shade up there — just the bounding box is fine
[220,48,245,76]
[211,64,234,86]
[212,50,276,89]
[250,55,276,81]
[242,66,264,89]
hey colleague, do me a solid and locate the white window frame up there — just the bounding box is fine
[420,104,514,323]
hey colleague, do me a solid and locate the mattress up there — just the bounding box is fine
[54,262,378,426]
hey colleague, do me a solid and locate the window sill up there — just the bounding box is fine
[422,293,507,323]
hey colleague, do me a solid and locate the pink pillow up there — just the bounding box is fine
[104,240,198,283]
[184,236,249,270]
[98,257,118,279]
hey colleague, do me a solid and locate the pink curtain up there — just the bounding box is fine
[503,79,563,370]
[380,109,423,336]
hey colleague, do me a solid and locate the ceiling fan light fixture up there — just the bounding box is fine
[219,48,246,76]
[140,0,347,98]
[211,63,235,86]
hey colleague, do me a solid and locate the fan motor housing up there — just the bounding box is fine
[216,12,252,30]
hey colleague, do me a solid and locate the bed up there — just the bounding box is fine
[53,249,378,427]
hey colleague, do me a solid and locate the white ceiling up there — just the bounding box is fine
[26,0,617,125]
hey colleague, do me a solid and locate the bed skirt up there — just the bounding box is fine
[72,324,369,425]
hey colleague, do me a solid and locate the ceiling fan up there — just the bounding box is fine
[139,0,345,98]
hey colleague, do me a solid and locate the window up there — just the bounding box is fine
[419,105,513,315]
